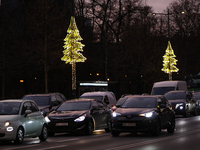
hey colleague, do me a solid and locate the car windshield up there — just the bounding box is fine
[152,87,175,95]
[164,92,186,100]
[23,96,50,106]
[57,101,91,111]
[121,97,157,108]
[0,102,21,115]
[80,96,103,101]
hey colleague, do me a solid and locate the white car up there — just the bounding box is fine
[0,99,48,144]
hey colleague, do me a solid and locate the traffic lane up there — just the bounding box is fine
[1,116,200,150]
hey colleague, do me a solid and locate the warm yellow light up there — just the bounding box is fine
[35,77,37,79]
[96,73,99,76]
[20,80,24,83]
[90,73,92,76]
[107,78,110,81]
[125,75,127,77]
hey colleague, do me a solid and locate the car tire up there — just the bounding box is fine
[85,120,94,135]
[183,106,189,118]
[192,107,198,116]
[152,119,161,136]
[14,127,24,144]
[39,124,48,141]
[111,130,120,137]
[105,119,111,133]
[167,117,175,133]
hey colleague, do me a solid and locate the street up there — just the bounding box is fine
[1,115,200,150]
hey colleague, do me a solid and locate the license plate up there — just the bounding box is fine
[56,123,68,126]
[123,123,136,126]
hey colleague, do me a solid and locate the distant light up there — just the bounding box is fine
[35,77,37,79]
[96,73,99,76]
[20,80,24,83]
[90,73,92,76]
[181,11,185,14]
[107,78,110,81]
[80,83,108,86]
[141,75,143,77]
[125,75,127,77]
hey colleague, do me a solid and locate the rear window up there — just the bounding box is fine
[23,96,50,106]
[80,96,103,101]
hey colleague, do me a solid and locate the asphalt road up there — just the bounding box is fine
[1,115,200,150]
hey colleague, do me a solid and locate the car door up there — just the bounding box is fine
[21,102,41,136]
[158,97,170,126]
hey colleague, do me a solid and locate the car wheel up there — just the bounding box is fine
[152,119,161,136]
[193,107,198,116]
[39,125,48,141]
[111,130,120,137]
[14,127,24,144]
[183,106,189,117]
[167,117,175,133]
[85,120,94,135]
[105,119,111,133]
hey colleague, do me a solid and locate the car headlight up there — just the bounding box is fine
[45,116,51,123]
[4,121,11,127]
[175,103,184,109]
[112,112,121,117]
[139,112,153,118]
[74,114,86,122]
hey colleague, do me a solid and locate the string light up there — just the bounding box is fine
[161,41,179,80]
[61,16,86,90]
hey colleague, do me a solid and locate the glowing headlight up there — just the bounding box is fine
[74,114,86,122]
[45,116,51,123]
[139,112,153,118]
[175,103,183,109]
[4,121,11,127]
[112,112,121,117]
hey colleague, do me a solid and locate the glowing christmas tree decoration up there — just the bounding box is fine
[61,16,86,90]
[161,41,179,81]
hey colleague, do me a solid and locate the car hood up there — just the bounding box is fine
[0,115,21,123]
[115,108,156,115]
[168,99,186,104]
[48,110,89,119]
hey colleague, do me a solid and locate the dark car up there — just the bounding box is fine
[193,92,200,113]
[164,91,197,117]
[22,93,67,116]
[45,98,112,136]
[110,95,175,136]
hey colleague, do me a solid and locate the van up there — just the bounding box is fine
[79,91,116,107]
[151,81,187,95]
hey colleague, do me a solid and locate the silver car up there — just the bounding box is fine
[0,99,48,144]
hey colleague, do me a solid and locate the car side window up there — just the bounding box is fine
[104,95,109,104]
[31,102,39,112]
[21,102,32,115]
[92,101,98,107]
[55,94,64,103]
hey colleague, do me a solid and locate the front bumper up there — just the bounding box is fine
[111,116,156,133]
[48,118,89,133]
[0,124,17,141]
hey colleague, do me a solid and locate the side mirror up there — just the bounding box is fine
[24,110,32,117]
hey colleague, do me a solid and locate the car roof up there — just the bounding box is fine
[81,91,114,96]
[64,98,98,103]
[0,99,32,102]
[23,93,64,97]
[165,90,186,94]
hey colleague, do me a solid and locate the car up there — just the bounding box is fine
[110,95,175,136]
[0,99,48,144]
[164,91,197,117]
[22,93,67,116]
[190,92,200,113]
[45,98,112,136]
[79,91,116,107]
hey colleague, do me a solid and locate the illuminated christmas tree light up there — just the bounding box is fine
[61,16,86,90]
[161,41,179,81]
